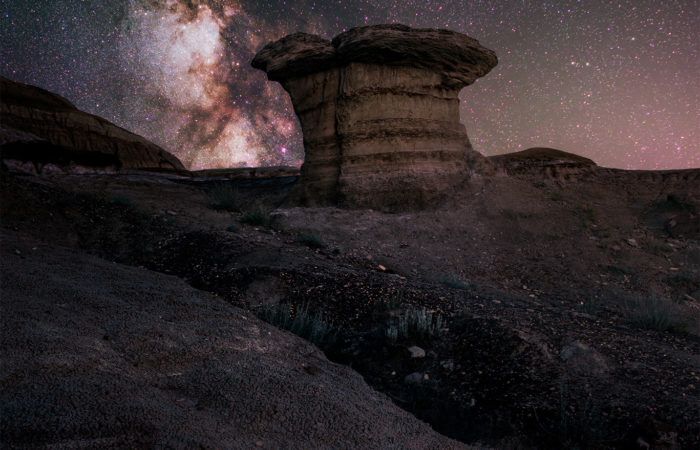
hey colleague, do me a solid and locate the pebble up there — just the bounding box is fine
[407,346,425,358]
[404,372,423,385]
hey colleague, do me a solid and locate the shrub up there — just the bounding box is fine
[240,205,272,227]
[576,206,598,229]
[110,194,133,207]
[602,264,634,276]
[642,238,673,256]
[548,384,606,448]
[550,191,563,201]
[297,233,325,249]
[625,295,688,333]
[257,303,338,347]
[438,273,474,290]
[385,307,443,343]
[207,184,241,212]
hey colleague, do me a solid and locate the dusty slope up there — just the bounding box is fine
[0,230,464,449]
[1,165,698,448]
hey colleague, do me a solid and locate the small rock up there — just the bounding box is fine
[166,210,178,216]
[440,360,454,371]
[626,238,638,247]
[560,341,609,376]
[611,244,621,251]
[407,346,425,358]
[404,372,423,385]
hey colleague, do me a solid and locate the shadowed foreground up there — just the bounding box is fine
[0,231,463,449]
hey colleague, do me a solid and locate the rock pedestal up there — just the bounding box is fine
[252,24,497,210]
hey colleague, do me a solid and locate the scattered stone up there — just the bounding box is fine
[440,360,454,371]
[407,346,425,358]
[560,341,609,377]
[404,372,424,385]
[626,238,639,247]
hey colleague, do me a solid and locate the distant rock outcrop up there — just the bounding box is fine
[253,24,497,210]
[489,147,597,178]
[0,77,184,173]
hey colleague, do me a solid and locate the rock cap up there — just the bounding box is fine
[252,24,497,87]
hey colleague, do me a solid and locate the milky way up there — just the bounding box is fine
[1,1,697,170]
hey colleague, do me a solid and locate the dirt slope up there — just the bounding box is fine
[0,230,464,449]
[1,164,698,448]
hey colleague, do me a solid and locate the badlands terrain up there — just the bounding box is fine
[2,24,700,450]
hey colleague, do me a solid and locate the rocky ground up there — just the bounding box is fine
[1,161,698,449]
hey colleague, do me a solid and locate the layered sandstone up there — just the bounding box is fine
[0,77,184,172]
[252,24,497,209]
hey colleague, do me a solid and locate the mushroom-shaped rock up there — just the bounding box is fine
[253,24,497,210]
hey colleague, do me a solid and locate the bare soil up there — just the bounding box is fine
[1,165,698,449]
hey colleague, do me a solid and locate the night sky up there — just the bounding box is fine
[1,1,697,170]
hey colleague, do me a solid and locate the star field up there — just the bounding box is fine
[1,1,697,170]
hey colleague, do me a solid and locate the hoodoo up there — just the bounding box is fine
[252,24,497,210]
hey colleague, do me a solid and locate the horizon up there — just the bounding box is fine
[1,1,697,170]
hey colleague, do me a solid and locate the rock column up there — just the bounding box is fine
[253,24,497,210]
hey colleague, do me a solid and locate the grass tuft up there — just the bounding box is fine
[438,273,475,290]
[625,295,688,333]
[240,205,272,227]
[602,264,635,276]
[257,303,338,347]
[297,233,325,249]
[110,194,133,207]
[642,238,673,256]
[207,184,242,212]
[385,307,443,343]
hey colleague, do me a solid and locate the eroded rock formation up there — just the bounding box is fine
[253,24,497,209]
[489,147,598,178]
[0,77,184,172]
